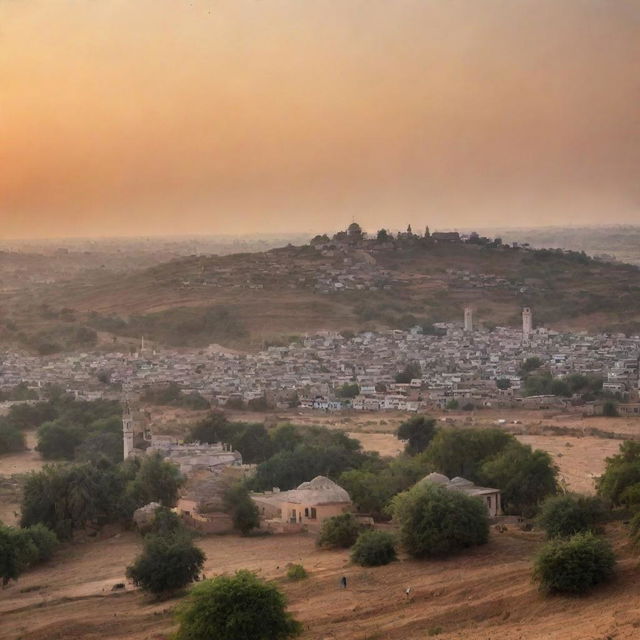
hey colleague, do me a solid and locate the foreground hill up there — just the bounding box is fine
[3,234,640,351]
[1,524,639,640]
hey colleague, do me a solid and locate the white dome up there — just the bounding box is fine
[422,472,450,486]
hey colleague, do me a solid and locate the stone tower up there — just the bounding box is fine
[122,398,134,459]
[464,306,473,332]
[522,307,533,340]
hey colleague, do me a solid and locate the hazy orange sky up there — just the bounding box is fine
[1,0,639,238]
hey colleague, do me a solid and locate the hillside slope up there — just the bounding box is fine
[3,238,640,350]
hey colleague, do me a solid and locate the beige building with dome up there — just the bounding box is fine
[252,476,353,529]
[421,472,502,517]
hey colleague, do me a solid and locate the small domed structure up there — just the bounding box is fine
[450,477,474,487]
[422,472,450,486]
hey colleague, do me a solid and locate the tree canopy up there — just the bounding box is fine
[174,571,301,640]
[391,483,489,558]
[397,415,437,455]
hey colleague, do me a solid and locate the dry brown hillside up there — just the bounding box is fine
[3,238,640,351]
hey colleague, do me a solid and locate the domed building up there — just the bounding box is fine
[252,476,353,531]
[420,473,502,517]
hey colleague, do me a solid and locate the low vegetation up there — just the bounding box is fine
[141,382,209,410]
[317,513,363,549]
[0,524,59,586]
[174,570,301,640]
[537,494,607,539]
[350,530,397,567]
[223,483,260,536]
[126,531,205,597]
[286,564,308,580]
[533,532,615,595]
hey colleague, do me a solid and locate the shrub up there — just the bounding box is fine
[628,510,640,548]
[23,524,59,562]
[317,513,362,549]
[0,527,19,586]
[537,495,606,538]
[175,570,301,640]
[286,564,308,580]
[126,533,205,597]
[350,530,396,566]
[598,441,640,505]
[533,532,615,595]
[391,483,489,558]
[223,484,260,536]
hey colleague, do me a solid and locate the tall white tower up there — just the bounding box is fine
[122,398,134,459]
[522,307,533,340]
[464,306,473,332]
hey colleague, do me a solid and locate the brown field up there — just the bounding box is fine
[1,524,640,640]
[2,411,640,639]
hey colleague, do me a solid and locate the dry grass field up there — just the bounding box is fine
[2,410,640,639]
[1,524,640,640]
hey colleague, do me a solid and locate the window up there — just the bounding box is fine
[310,508,317,519]
[304,508,309,518]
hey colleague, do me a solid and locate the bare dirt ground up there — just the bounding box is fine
[1,525,639,640]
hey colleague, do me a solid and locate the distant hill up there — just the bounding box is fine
[2,230,640,352]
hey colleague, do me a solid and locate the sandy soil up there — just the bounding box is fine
[517,435,622,494]
[1,525,639,640]
[0,431,43,475]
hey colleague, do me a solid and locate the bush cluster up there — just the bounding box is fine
[533,532,615,595]
[317,513,362,549]
[391,483,489,558]
[350,530,396,567]
[0,524,59,586]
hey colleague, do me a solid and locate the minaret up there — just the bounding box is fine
[122,398,134,459]
[464,306,473,333]
[522,307,533,341]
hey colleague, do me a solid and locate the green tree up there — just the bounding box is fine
[351,530,396,566]
[0,422,26,454]
[496,378,511,390]
[0,527,20,586]
[36,421,83,459]
[598,441,640,505]
[126,533,205,597]
[602,401,619,417]
[397,415,437,455]
[224,484,260,535]
[479,441,558,515]
[317,513,362,549]
[270,423,303,453]
[175,571,301,640]
[127,452,183,507]
[533,532,615,595]
[336,382,360,399]
[537,494,606,538]
[395,361,422,384]
[391,483,489,558]
[424,428,513,482]
[189,412,230,444]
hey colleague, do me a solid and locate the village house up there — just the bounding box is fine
[420,472,502,517]
[251,476,352,531]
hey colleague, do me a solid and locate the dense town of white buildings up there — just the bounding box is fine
[1,309,639,414]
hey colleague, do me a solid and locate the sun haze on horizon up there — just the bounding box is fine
[1,0,639,239]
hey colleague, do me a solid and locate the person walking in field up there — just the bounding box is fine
[340,575,347,589]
